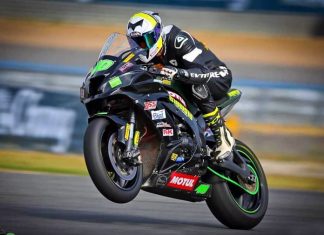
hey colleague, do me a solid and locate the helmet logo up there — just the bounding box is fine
[128,19,144,30]
[130,31,141,37]
[175,36,188,49]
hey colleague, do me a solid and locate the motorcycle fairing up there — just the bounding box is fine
[141,170,212,202]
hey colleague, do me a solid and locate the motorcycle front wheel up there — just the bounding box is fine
[206,140,268,229]
[83,118,142,203]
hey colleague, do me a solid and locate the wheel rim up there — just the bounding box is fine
[102,131,137,189]
[227,145,264,214]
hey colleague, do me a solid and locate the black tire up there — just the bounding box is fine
[206,140,268,229]
[83,118,142,203]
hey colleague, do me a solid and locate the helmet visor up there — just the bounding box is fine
[131,24,161,49]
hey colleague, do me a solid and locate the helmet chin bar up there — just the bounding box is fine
[138,36,163,63]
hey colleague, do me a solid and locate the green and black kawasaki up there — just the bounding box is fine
[81,33,268,230]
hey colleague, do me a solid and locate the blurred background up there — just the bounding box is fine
[0,0,323,188]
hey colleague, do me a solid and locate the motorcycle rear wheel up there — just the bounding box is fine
[83,118,142,203]
[206,140,268,229]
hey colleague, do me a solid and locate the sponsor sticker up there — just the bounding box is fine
[168,91,186,107]
[167,172,199,191]
[169,96,193,120]
[162,80,172,85]
[109,76,122,88]
[119,62,133,72]
[151,109,166,120]
[156,122,171,128]
[195,184,210,195]
[124,123,130,140]
[144,101,157,110]
[162,129,174,136]
[133,131,140,147]
[170,153,178,161]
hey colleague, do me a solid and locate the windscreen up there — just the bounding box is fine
[98,33,139,59]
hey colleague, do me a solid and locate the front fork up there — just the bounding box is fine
[122,109,141,166]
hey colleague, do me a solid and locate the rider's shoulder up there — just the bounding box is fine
[163,25,195,51]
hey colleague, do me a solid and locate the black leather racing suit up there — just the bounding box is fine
[154,25,232,114]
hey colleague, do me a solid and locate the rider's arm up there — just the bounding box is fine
[174,31,232,84]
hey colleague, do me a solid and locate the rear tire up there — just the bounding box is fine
[206,140,268,229]
[84,118,142,203]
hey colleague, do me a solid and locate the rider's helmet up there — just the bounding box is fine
[126,11,164,63]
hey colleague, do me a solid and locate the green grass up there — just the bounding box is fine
[1,149,324,192]
[267,175,324,192]
[260,153,324,163]
[0,149,88,176]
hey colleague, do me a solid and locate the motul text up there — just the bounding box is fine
[167,172,199,191]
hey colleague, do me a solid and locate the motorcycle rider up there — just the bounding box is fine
[126,11,235,161]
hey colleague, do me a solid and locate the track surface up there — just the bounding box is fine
[0,172,324,235]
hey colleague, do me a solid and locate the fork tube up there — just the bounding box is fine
[126,110,136,152]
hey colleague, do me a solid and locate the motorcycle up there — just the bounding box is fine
[80,33,268,230]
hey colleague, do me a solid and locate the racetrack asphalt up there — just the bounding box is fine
[0,172,324,235]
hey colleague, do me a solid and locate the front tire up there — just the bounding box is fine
[206,140,268,229]
[83,118,142,203]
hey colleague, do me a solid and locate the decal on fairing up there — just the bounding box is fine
[123,53,135,63]
[109,76,122,88]
[167,172,199,191]
[168,91,186,107]
[119,62,133,72]
[169,96,193,120]
[162,80,172,85]
[162,129,174,136]
[170,153,185,162]
[144,101,157,110]
[170,153,178,161]
[151,109,166,120]
[90,59,114,76]
[156,122,171,128]
[195,184,210,195]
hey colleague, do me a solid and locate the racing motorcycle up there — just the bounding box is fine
[80,33,268,230]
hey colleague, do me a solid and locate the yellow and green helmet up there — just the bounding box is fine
[127,11,164,63]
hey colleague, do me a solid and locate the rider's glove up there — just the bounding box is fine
[160,66,178,79]
[161,66,190,81]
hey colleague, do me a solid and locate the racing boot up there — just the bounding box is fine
[203,107,235,161]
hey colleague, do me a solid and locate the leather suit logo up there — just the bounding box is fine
[175,36,188,49]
